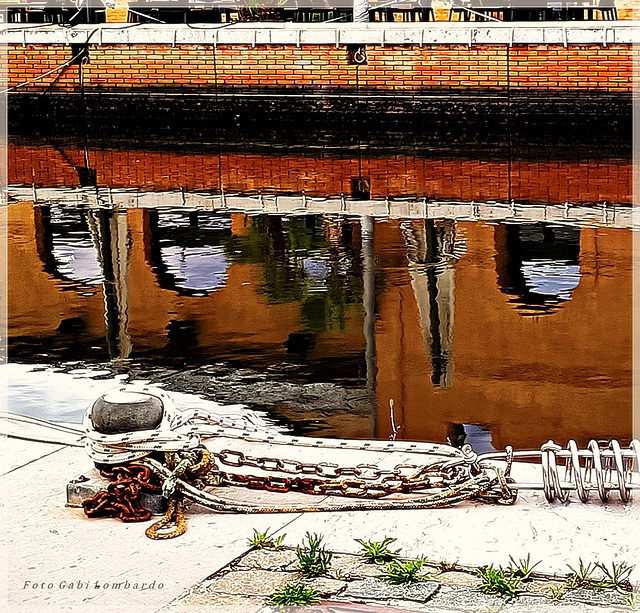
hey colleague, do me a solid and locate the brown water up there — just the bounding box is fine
[7,201,632,451]
[7,95,633,451]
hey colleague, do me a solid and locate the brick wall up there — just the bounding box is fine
[9,144,632,204]
[7,43,633,94]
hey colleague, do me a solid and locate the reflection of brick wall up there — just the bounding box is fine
[7,43,632,93]
[9,144,632,204]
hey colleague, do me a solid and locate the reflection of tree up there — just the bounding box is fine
[224,215,364,333]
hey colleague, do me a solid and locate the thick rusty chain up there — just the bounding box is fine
[141,453,511,515]
[83,449,213,539]
[82,464,161,522]
[209,448,475,498]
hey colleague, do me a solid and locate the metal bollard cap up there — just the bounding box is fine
[91,390,164,435]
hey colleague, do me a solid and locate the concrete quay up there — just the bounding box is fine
[1,434,639,612]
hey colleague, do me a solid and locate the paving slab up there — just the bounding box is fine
[326,554,389,580]
[237,549,299,572]
[1,436,67,475]
[156,592,265,613]
[564,587,629,607]
[343,577,440,603]
[202,570,297,597]
[427,586,508,611]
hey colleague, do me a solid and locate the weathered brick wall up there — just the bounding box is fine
[7,43,633,93]
[9,144,632,204]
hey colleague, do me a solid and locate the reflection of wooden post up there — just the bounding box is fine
[361,215,377,437]
[88,209,132,362]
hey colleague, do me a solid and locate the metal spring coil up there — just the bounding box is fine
[540,439,640,503]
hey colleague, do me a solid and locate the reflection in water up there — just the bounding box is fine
[403,220,464,388]
[35,206,103,290]
[86,209,132,361]
[51,238,103,287]
[448,423,497,455]
[495,223,581,316]
[160,245,228,294]
[146,209,230,296]
[7,202,632,449]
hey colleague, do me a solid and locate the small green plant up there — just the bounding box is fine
[623,592,640,610]
[268,584,320,608]
[596,561,635,593]
[506,554,541,582]
[378,559,428,585]
[566,558,603,590]
[355,537,401,564]
[248,528,286,550]
[477,566,520,598]
[296,532,333,578]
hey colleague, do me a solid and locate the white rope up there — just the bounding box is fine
[83,385,468,466]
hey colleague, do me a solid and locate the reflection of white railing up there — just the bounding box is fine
[9,186,635,229]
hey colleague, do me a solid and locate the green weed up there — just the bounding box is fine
[477,566,520,598]
[623,592,640,610]
[506,554,541,582]
[596,561,635,593]
[378,559,428,585]
[248,528,286,550]
[268,584,320,608]
[566,558,603,590]
[296,532,333,578]
[355,537,401,565]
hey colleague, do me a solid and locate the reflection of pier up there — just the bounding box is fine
[12,187,635,229]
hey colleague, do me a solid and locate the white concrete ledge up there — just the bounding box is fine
[1,21,638,46]
[8,186,635,229]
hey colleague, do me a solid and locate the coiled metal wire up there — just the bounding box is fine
[479,439,640,503]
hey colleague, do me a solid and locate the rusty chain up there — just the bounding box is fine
[210,448,475,498]
[82,464,161,522]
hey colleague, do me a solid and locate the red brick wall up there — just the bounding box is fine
[7,43,633,93]
[9,144,632,204]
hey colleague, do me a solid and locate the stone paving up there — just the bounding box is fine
[159,546,637,613]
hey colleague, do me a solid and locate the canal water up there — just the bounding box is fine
[6,98,633,453]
